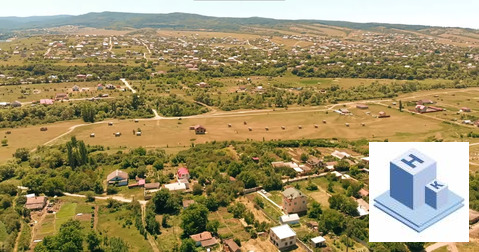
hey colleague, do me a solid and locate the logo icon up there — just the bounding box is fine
[374,148,464,232]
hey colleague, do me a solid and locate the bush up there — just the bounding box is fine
[106,186,118,195]
[85,191,95,202]
[306,182,318,191]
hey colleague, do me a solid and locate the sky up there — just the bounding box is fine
[1,0,478,29]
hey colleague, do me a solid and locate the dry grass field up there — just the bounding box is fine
[0,120,81,160]
[41,104,456,150]
[1,97,475,162]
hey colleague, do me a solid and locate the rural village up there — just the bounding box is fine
[0,9,478,252]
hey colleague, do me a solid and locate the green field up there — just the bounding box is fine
[55,202,77,230]
[97,206,152,252]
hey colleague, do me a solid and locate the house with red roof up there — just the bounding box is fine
[194,125,206,134]
[190,231,217,248]
[177,167,190,180]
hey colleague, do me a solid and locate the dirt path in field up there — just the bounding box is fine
[30,207,48,249]
[13,191,21,252]
[38,121,107,148]
[13,221,22,252]
[120,78,137,93]
[140,204,160,252]
[426,242,458,252]
[108,37,113,52]
[215,211,234,234]
[93,206,99,230]
[62,192,147,205]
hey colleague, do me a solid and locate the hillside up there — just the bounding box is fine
[0,11,477,35]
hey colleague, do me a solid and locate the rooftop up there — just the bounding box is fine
[270,224,296,240]
[311,236,326,244]
[107,169,128,181]
[282,187,304,199]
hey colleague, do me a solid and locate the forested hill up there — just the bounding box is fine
[0,11,474,33]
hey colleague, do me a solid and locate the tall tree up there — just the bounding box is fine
[181,204,208,236]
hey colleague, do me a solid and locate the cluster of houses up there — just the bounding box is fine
[22,148,370,251]
[106,167,193,199]
[267,184,369,250]
[268,187,327,250]
[271,149,366,177]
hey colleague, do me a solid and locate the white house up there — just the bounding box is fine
[269,224,297,249]
[164,182,187,191]
[279,214,300,225]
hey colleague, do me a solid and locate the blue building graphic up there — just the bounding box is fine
[374,149,464,232]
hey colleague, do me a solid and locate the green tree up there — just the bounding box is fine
[181,204,208,236]
[35,219,84,252]
[106,237,129,252]
[81,103,96,123]
[192,184,203,195]
[406,242,426,252]
[308,202,322,219]
[300,153,308,162]
[145,204,160,235]
[318,209,345,235]
[180,238,196,252]
[14,148,30,161]
[162,214,170,228]
[151,188,181,214]
[86,231,101,252]
[206,220,220,235]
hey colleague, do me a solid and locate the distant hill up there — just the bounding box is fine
[0,12,475,33]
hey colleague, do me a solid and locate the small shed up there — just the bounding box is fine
[378,111,390,118]
[310,236,326,248]
[356,104,369,109]
[55,93,69,101]
[136,131,142,136]
[114,132,121,137]
[108,122,113,126]
[193,125,206,134]
[90,133,95,138]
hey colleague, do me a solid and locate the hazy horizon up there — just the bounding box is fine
[0,0,477,29]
